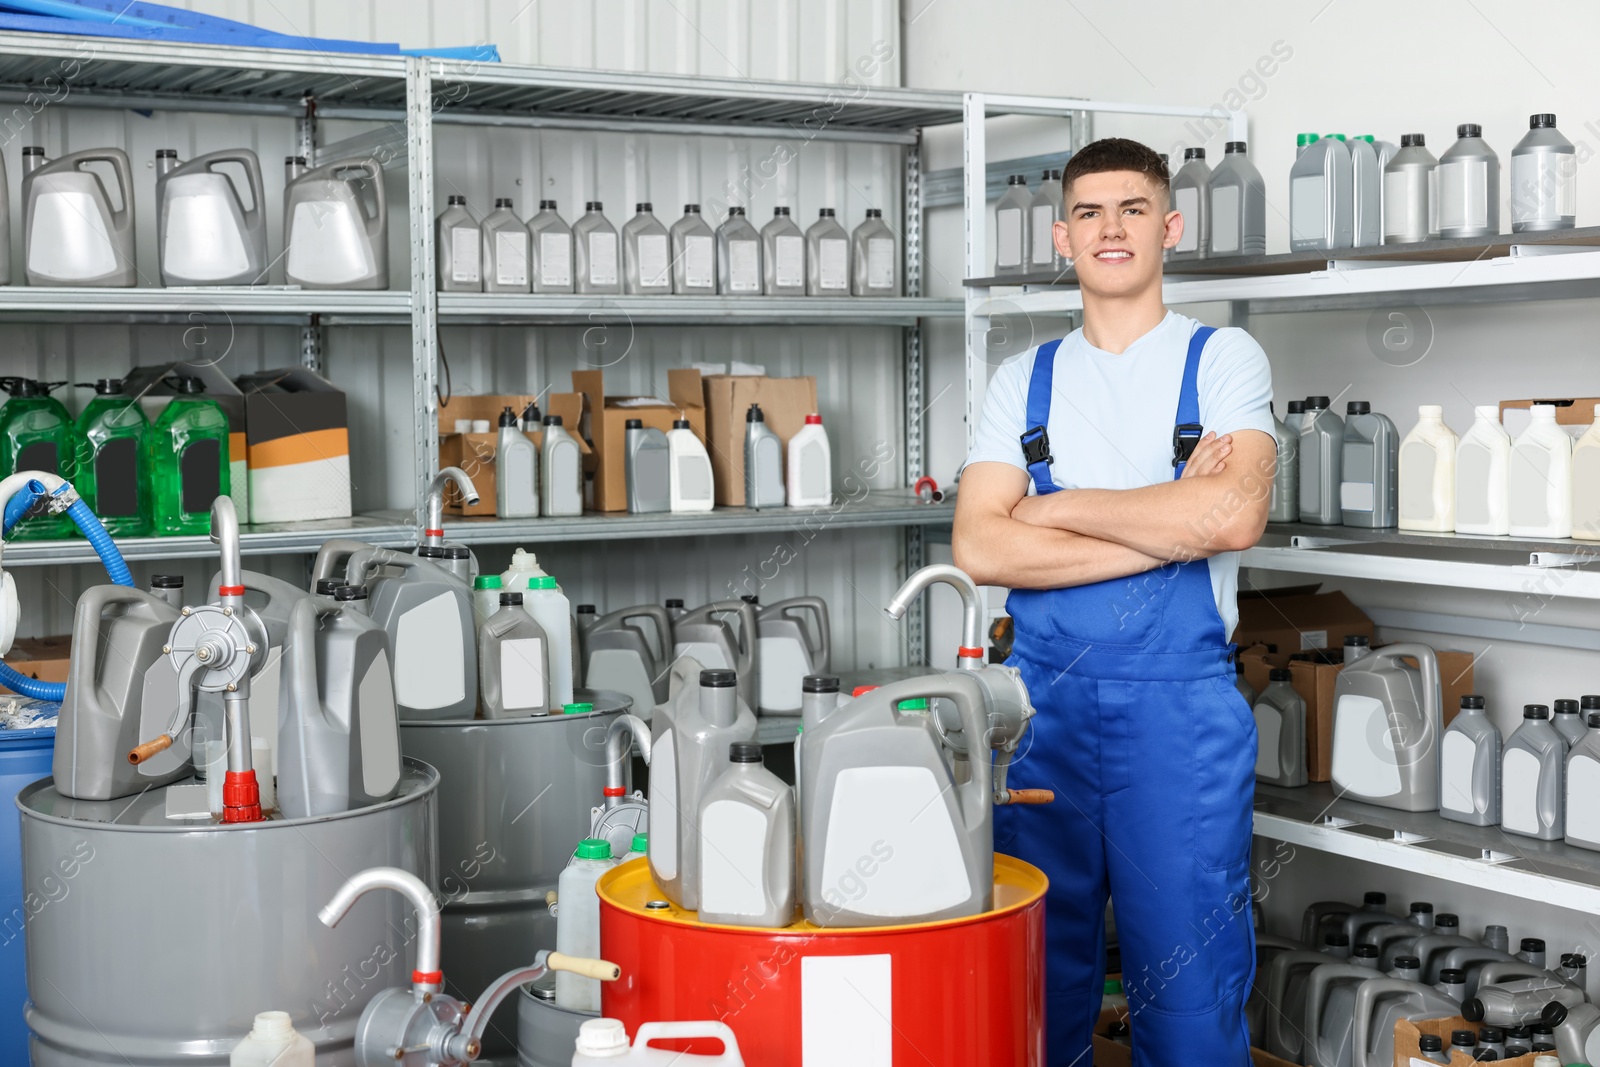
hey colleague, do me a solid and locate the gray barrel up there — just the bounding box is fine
[21,760,439,1066]
[517,974,594,1067]
[399,689,630,1063]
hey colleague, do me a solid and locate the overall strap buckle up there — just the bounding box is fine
[1171,423,1203,468]
[1021,425,1053,467]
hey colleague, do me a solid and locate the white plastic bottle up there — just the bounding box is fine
[524,575,575,709]
[555,838,614,1012]
[785,413,831,507]
[472,574,503,634]
[1572,404,1600,540]
[495,406,539,519]
[572,1018,745,1065]
[231,1011,313,1067]
[668,418,715,512]
[1398,405,1458,532]
[502,547,549,592]
[1509,403,1573,538]
[1456,405,1512,535]
[574,201,620,295]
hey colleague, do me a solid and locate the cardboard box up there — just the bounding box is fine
[0,635,70,695]
[1394,1015,1538,1067]
[1235,588,1374,655]
[123,361,248,521]
[700,373,819,507]
[232,368,351,525]
[1500,396,1600,440]
[436,393,589,516]
[572,370,707,512]
[1091,1008,1297,1067]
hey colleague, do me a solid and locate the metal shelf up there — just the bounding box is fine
[1254,782,1600,913]
[436,293,961,326]
[1265,522,1600,561]
[0,286,411,324]
[0,514,416,567]
[1240,541,1600,599]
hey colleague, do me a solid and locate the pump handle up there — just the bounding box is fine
[997,788,1054,805]
[547,951,621,981]
[127,735,174,765]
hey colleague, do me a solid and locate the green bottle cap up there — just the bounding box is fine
[1104,978,1124,995]
[574,838,611,860]
[473,575,502,590]
[630,833,648,853]
[1357,134,1374,143]
[1296,133,1320,146]
[530,575,558,589]
[1325,133,1346,141]
[898,698,929,711]
[563,702,594,715]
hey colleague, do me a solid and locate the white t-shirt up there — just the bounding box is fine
[964,310,1275,638]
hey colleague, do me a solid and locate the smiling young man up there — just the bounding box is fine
[953,138,1276,1066]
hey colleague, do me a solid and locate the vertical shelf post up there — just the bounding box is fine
[407,57,440,528]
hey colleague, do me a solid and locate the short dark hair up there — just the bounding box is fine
[1062,138,1170,204]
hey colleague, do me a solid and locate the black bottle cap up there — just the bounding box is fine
[417,545,445,559]
[673,418,691,429]
[1409,902,1433,915]
[1344,634,1370,647]
[803,675,840,693]
[94,378,124,394]
[499,591,523,606]
[729,741,762,763]
[1393,954,1422,970]
[1269,668,1292,681]
[1507,1027,1532,1041]
[774,206,790,215]
[728,205,746,216]
[684,204,700,213]
[447,194,466,205]
[1562,952,1587,968]
[1225,141,1246,153]
[1524,704,1550,719]
[1503,1047,1530,1060]
[496,197,513,208]
[445,547,469,560]
[1306,396,1331,409]
[664,599,683,608]
[1555,698,1579,713]
[866,208,882,218]
[1325,933,1350,946]
[1531,113,1557,128]
[150,574,183,589]
[1458,123,1482,138]
[540,199,557,209]
[1461,695,1485,709]
[1542,1002,1570,1027]
[1419,1036,1443,1053]
[577,604,597,614]
[334,584,368,601]
[542,414,563,427]
[156,148,177,159]
[170,376,205,393]
[1353,944,1379,959]
[740,594,759,604]
[625,418,643,429]
[1521,937,1545,953]
[1347,400,1371,415]
[586,200,602,211]
[1234,657,1246,674]
[1583,695,1600,710]
[1452,1029,1479,1047]
[21,146,43,158]
[1363,891,1387,905]
[746,403,764,423]
[1184,147,1205,160]
[1286,400,1306,414]
[637,202,652,212]
[1436,914,1460,929]
[315,578,342,595]
[1479,1026,1504,1042]
[1007,174,1026,185]
[1474,1050,1497,1061]
[1401,133,1426,147]
[521,402,540,424]
[700,669,737,688]
[819,207,835,217]
[1439,968,1466,983]
[499,406,519,427]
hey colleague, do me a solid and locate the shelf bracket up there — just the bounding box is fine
[296,92,317,165]
[1392,829,1432,845]
[1511,243,1600,258]
[1480,848,1518,865]
[1290,534,1361,550]
[1527,550,1600,568]
[299,314,324,373]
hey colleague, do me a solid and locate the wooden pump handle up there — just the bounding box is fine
[1002,788,1055,805]
[547,951,621,982]
[128,735,174,765]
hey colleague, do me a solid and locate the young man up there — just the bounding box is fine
[953,138,1275,1066]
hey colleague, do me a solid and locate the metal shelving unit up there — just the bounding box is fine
[435,293,962,326]
[0,287,411,324]
[0,515,415,566]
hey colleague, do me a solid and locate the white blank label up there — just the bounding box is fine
[1509,446,1552,526]
[818,238,847,290]
[1438,159,1488,232]
[699,800,768,916]
[395,593,465,709]
[1291,175,1325,245]
[1569,755,1600,841]
[451,228,479,283]
[588,232,618,286]
[867,237,894,289]
[684,234,713,288]
[500,636,547,711]
[1340,480,1375,513]
[540,232,571,286]
[1030,204,1056,263]
[1502,747,1541,833]
[775,235,803,287]
[996,207,1022,267]
[649,731,678,880]
[729,240,759,291]
[1211,185,1240,253]
[1440,730,1480,815]
[802,955,892,1067]
[1254,703,1281,779]
[636,233,668,287]
[1174,186,1199,251]
[495,231,528,286]
[1384,169,1425,238]
[1331,694,1402,798]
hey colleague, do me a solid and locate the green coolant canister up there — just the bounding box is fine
[146,376,230,536]
[0,377,74,539]
[74,378,150,537]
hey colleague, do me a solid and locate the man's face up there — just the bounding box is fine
[1054,169,1176,298]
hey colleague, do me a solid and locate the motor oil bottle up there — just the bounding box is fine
[1290,133,1354,251]
[346,546,476,721]
[53,585,184,800]
[649,667,758,910]
[795,674,844,802]
[1457,406,1512,535]
[665,598,687,621]
[1235,655,1257,706]
[1341,401,1399,528]
[1399,405,1458,532]
[0,149,11,284]
[73,378,150,537]
[148,574,183,609]
[761,206,805,296]
[1502,703,1566,840]
[755,596,831,714]
[668,419,714,512]
[1440,695,1501,827]
[1029,168,1065,271]
[1341,892,1403,946]
[622,202,671,296]
[673,599,759,712]
[540,414,583,516]
[1302,945,1383,1067]
[994,175,1030,276]
[525,575,575,709]
[1358,903,1434,966]
[622,833,648,864]
[156,147,266,286]
[698,740,796,928]
[496,406,539,519]
[1331,643,1442,811]
[743,403,784,509]
[472,574,503,634]
[1299,396,1345,525]
[1344,635,1371,664]
[1551,1001,1600,1065]
[528,199,574,293]
[1270,401,1300,522]
[0,378,73,539]
[800,672,994,926]
[786,413,831,508]
[1413,917,1483,983]
[1350,954,1461,1067]
[1566,708,1600,850]
[1255,668,1307,787]
[1285,397,1308,434]
[1552,697,1585,747]
[715,206,761,295]
[586,604,673,716]
[22,145,136,286]
[276,594,400,818]
[1440,933,1519,999]
[1437,124,1500,240]
[1262,936,1362,1063]
[625,419,670,514]
[1509,404,1572,537]
[1349,135,1382,248]
[1384,133,1437,244]
[479,591,551,718]
[1415,1034,1450,1065]
[425,544,472,585]
[1170,147,1212,261]
[1572,405,1600,539]
[555,838,614,1011]
[805,207,850,296]
[147,376,230,536]
[670,204,716,295]
[1511,114,1576,232]
[574,201,620,295]
[1250,935,1315,1048]
[283,156,387,289]
[1209,142,1266,257]
[851,208,897,295]
[230,1012,314,1067]
[482,197,530,293]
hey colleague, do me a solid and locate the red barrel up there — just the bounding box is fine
[598,853,1047,1064]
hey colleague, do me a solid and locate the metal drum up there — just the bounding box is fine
[516,973,594,1067]
[399,689,630,1063]
[0,724,53,1064]
[20,759,439,1066]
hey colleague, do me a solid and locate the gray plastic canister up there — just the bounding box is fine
[20,760,438,1066]
[1340,402,1399,528]
[1298,397,1345,525]
[1511,114,1576,232]
[23,147,136,287]
[1436,124,1500,240]
[283,156,388,289]
[401,690,628,1063]
[1208,141,1266,257]
[1169,147,1212,261]
[1383,134,1437,244]
[1439,695,1501,827]
[156,148,267,286]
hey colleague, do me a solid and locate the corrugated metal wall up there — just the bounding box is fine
[9,0,922,670]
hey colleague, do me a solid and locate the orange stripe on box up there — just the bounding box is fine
[249,427,350,470]
[229,432,247,462]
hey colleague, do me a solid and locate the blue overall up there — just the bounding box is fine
[996,326,1257,1067]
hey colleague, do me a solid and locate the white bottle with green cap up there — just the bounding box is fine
[622,832,648,863]
[698,740,796,928]
[471,573,503,634]
[556,837,615,1011]
[524,574,575,708]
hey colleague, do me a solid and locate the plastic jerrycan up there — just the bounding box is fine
[1503,703,1567,840]
[1303,945,1383,1067]
[275,594,400,819]
[53,586,184,801]
[556,838,614,1012]
[283,157,388,290]
[648,665,758,911]
[1440,694,1502,828]
[1304,899,1359,945]
[22,146,136,286]
[156,147,267,286]
[0,377,75,539]
[1476,938,1549,987]
[697,740,796,928]
[1398,405,1458,532]
[1350,956,1460,1067]
[1340,401,1399,528]
[1457,405,1512,535]
[74,378,150,537]
[1341,893,1402,948]
[1465,978,1584,1030]
[1359,902,1435,966]
[753,596,831,714]
[585,604,673,715]
[672,599,760,713]
[347,547,476,721]
[231,1011,313,1067]
[800,672,994,927]
[1550,1000,1600,1065]
[1249,935,1312,1047]
[1269,401,1299,523]
[1440,941,1520,1000]
[1567,707,1600,850]
[1510,403,1574,538]
[1412,915,1479,982]
[1263,938,1363,1063]
[572,1018,745,1065]
[1330,643,1442,811]
[1299,396,1345,525]
[1254,667,1307,787]
[478,592,552,718]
